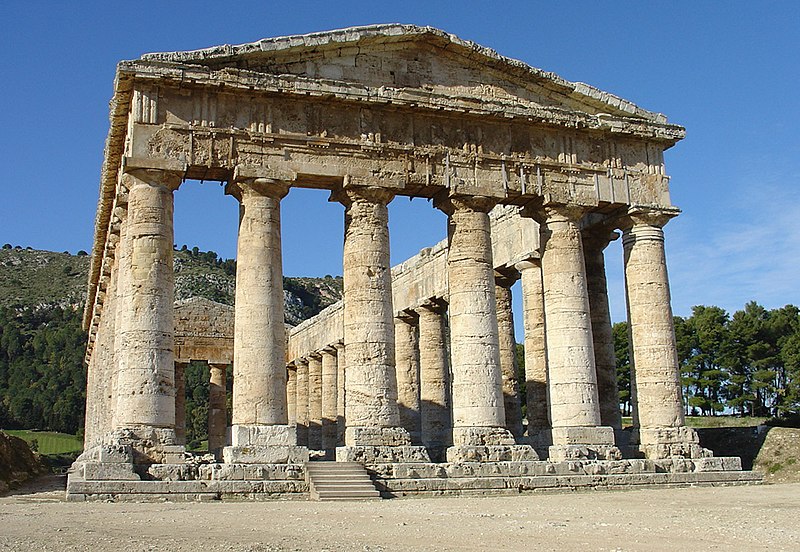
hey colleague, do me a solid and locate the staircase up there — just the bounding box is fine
[306,462,381,501]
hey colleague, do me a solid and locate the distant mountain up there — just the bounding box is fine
[0,245,343,324]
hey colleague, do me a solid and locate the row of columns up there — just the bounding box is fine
[99,163,694,462]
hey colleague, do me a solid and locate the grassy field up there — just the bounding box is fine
[3,430,83,455]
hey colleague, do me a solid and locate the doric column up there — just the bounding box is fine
[583,229,623,430]
[287,365,297,427]
[515,259,549,445]
[333,342,346,446]
[208,362,228,458]
[395,311,421,444]
[416,301,451,460]
[495,272,524,440]
[113,167,183,459]
[226,177,293,449]
[621,208,706,459]
[307,353,323,451]
[438,195,536,462]
[320,347,338,456]
[174,361,188,445]
[295,358,309,447]
[340,185,418,457]
[539,205,618,460]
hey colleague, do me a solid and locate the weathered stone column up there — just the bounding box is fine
[515,259,549,447]
[395,312,421,444]
[208,362,228,458]
[287,365,297,427]
[295,358,309,447]
[338,185,428,462]
[439,195,536,462]
[416,301,451,461]
[307,353,323,451]
[495,272,524,440]
[320,347,338,456]
[174,361,188,445]
[621,208,707,459]
[224,175,305,463]
[333,342,346,446]
[113,167,183,461]
[583,230,623,431]
[539,205,618,460]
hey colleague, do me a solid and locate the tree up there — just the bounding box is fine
[612,322,631,416]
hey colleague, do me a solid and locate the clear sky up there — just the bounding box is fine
[1,1,798,326]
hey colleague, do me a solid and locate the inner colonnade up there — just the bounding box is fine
[70,26,753,500]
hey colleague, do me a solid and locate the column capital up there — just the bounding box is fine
[582,228,620,253]
[617,206,680,231]
[433,194,497,216]
[513,257,541,273]
[321,345,337,355]
[123,168,183,192]
[415,298,447,315]
[225,178,289,202]
[395,309,420,324]
[334,185,395,207]
[494,267,520,288]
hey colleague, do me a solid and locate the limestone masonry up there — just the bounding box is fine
[70,25,758,501]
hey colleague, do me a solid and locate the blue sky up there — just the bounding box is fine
[1,1,798,325]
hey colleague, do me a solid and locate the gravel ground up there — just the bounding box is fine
[0,476,798,551]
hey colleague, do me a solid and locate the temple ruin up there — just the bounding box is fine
[68,25,758,500]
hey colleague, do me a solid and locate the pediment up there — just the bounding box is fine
[140,25,667,124]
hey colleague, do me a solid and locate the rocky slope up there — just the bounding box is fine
[0,431,47,493]
[0,246,342,325]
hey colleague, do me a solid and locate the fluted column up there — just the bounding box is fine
[515,259,549,445]
[295,358,309,447]
[226,177,292,448]
[395,312,421,444]
[539,205,618,460]
[621,208,705,458]
[416,301,451,460]
[340,186,410,448]
[333,342,346,446]
[320,347,338,456]
[174,361,188,445]
[439,195,516,453]
[583,230,623,430]
[287,365,297,427]
[113,168,182,455]
[495,273,524,440]
[208,362,228,458]
[307,353,323,451]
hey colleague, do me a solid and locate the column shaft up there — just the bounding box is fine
[295,359,309,447]
[584,233,623,430]
[321,348,338,454]
[495,280,523,439]
[174,361,188,445]
[395,315,421,444]
[287,366,297,427]
[341,187,408,446]
[334,343,346,446]
[208,363,228,456]
[417,303,451,456]
[229,180,289,445]
[114,170,181,435]
[307,354,323,450]
[516,260,549,436]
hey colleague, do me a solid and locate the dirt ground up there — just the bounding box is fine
[0,476,798,552]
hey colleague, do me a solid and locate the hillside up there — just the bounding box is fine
[0,245,342,325]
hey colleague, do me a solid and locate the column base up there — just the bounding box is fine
[445,444,539,463]
[345,426,412,447]
[107,427,185,464]
[547,426,621,461]
[222,445,309,464]
[633,426,712,459]
[452,426,516,446]
[229,424,297,447]
[336,445,431,463]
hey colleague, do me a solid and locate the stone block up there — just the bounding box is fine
[222,445,309,464]
[548,444,622,462]
[82,462,140,481]
[336,445,430,463]
[344,426,411,446]
[96,445,133,464]
[446,445,539,463]
[147,463,196,481]
[550,426,616,446]
[451,426,516,446]
[229,424,296,447]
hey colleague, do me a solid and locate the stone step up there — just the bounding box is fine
[306,462,381,501]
